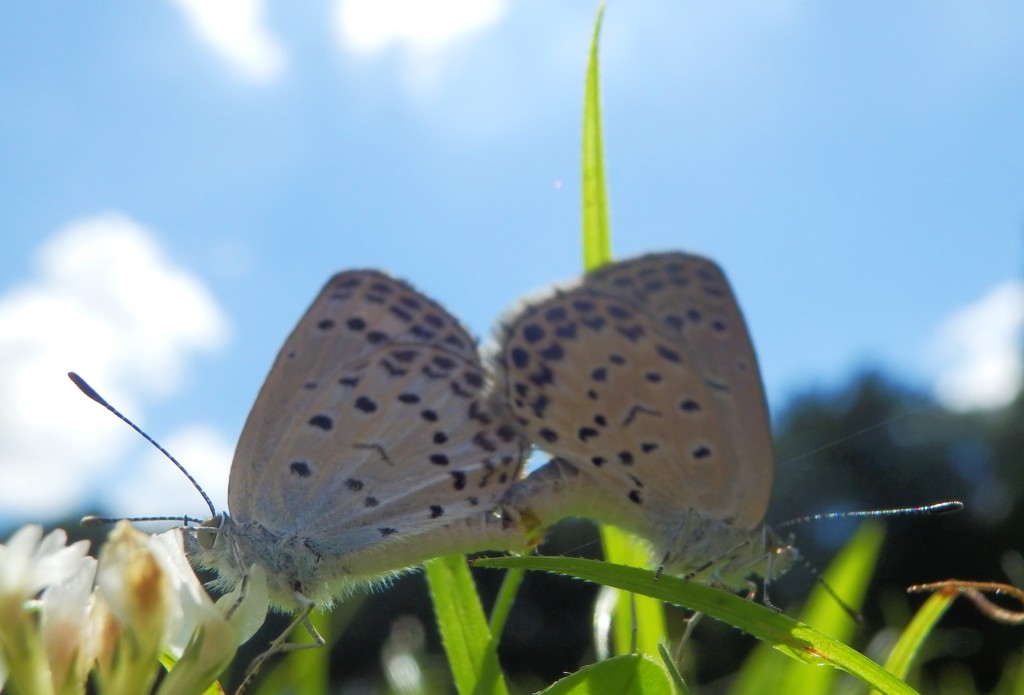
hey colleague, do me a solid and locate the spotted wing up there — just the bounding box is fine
[495,253,771,533]
[229,271,526,555]
[583,252,773,529]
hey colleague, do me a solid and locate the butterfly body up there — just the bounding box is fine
[494,252,786,588]
[189,270,529,611]
[193,507,522,610]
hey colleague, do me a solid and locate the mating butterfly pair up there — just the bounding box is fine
[186,251,781,619]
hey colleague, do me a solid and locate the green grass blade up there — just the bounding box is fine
[488,565,525,638]
[658,642,692,695]
[476,555,918,695]
[879,590,956,686]
[582,2,611,272]
[732,522,885,695]
[599,525,667,657]
[425,555,509,695]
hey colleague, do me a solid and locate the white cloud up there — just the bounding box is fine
[334,0,506,55]
[169,0,286,82]
[931,280,1024,411]
[0,214,230,523]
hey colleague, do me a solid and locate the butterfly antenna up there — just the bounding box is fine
[67,372,218,519]
[776,500,963,530]
[81,514,207,526]
[801,557,865,624]
[771,500,963,623]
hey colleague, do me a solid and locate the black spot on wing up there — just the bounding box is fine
[308,414,333,431]
[355,396,378,413]
[522,324,545,343]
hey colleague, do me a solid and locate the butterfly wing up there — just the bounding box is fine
[229,270,526,556]
[583,252,773,529]
[494,253,772,537]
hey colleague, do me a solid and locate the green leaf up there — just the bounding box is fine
[538,653,673,695]
[425,555,509,695]
[582,2,611,272]
[475,555,917,695]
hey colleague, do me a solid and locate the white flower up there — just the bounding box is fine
[41,556,97,695]
[93,524,244,694]
[0,525,91,607]
[0,522,249,695]
[149,528,244,694]
[93,522,177,694]
[0,525,92,695]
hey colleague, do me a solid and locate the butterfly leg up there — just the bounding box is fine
[670,610,703,666]
[762,529,797,611]
[235,594,324,695]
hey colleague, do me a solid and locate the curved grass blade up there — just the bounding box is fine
[475,555,917,695]
[879,589,956,687]
[733,522,885,695]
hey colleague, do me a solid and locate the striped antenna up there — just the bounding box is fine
[68,371,217,520]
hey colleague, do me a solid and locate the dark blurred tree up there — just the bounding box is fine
[768,369,1023,693]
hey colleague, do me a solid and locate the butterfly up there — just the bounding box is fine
[188,269,530,627]
[493,252,789,588]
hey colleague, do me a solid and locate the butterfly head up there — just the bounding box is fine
[195,512,227,551]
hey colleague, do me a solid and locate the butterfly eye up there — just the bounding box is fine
[196,515,223,550]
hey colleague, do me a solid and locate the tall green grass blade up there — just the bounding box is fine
[489,566,525,637]
[425,555,509,695]
[582,2,611,271]
[599,526,667,657]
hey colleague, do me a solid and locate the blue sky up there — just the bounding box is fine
[1,1,1022,526]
